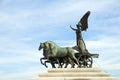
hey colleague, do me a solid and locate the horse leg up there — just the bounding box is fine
[63,57,70,68]
[68,57,75,68]
[61,57,72,68]
[51,62,56,68]
[40,57,46,65]
[57,57,64,68]
[70,55,80,68]
[44,60,49,68]
[74,57,80,68]
[64,62,69,68]
[61,63,64,68]
[50,60,56,68]
[44,59,56,68]
[57,59,62,68]
[59,58,63,68]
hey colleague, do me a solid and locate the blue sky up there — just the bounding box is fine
[0,0,120,80]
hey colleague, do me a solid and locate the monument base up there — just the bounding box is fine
[29,68,120,80]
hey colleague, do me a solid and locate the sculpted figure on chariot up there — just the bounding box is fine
[70,11,90,55]
[39,11,99,68]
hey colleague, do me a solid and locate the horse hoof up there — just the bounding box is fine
[45,65,48,68]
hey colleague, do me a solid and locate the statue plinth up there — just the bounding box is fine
[29,68,120,80]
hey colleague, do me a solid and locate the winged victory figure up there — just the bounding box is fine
[70,11,90,54]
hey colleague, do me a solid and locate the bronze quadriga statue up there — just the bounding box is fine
[38,11,99,68]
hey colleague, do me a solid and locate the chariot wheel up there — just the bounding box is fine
[79,54,93,68]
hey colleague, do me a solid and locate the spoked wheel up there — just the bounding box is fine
[79,54,93,68]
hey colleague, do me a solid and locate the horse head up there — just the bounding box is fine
[38,42,50,51]
[38,43,45,50]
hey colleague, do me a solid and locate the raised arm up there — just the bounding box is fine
[70,25,77,31]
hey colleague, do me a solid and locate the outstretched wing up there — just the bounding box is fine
[78,11,90,31]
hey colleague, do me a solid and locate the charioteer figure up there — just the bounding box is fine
[70,11,90,55]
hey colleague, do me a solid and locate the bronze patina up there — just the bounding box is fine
[39,11,99,68]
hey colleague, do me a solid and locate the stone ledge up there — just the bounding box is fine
[65,77,120,80]
[29,68,120,80]
[39,72,110,77]
[48,68,101,73]
[29,77,120,80]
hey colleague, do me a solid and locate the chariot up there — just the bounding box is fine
[75,52,99,68]
[39,11,99,68]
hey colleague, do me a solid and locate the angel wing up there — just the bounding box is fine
[78,11,90,31]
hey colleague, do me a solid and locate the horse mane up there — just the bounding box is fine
[44,41,59,47]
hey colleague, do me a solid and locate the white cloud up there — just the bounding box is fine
[0,0,119,32]
[0,36,42,65]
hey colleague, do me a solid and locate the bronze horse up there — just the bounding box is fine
[38,41,80,68]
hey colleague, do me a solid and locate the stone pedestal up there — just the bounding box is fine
[29,68,120,80]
